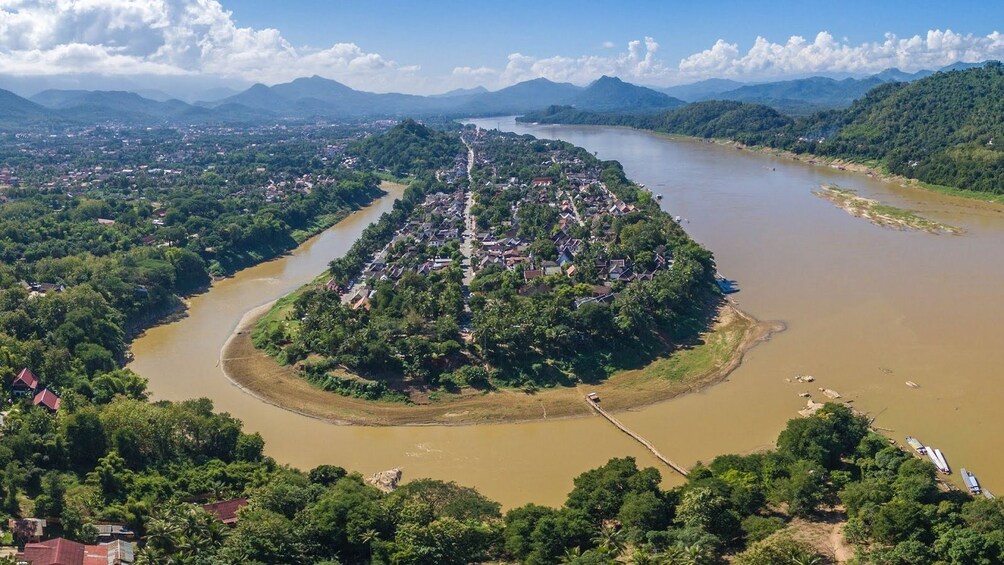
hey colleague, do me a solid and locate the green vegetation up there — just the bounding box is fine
[5,395,996,563]
[0,125,387,407]
[348,119,464,178]
[3,112,997,562]
[521,64,1004,196]
[256,124,722,399]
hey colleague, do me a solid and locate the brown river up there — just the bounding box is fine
[129,118,1004,507]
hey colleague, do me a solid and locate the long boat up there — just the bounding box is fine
[905,436,927,455]
[961,469,981,495]
[927,448,950,474]
[934,449,950,474]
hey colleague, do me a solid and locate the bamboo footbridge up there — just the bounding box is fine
[585,394,690,477]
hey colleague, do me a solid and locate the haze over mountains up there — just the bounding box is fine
[0,61,994,128]
[658,61,991,115]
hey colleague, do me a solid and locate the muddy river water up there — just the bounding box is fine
[129,119,1004,507]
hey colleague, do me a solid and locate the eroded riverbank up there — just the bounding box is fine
[221,300,782,426]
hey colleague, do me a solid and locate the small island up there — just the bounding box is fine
[814,185,961,234]
[232,121,778,424]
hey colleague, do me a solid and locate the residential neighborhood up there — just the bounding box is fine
[332,126,677,314]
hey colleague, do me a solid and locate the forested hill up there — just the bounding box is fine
[346,119,464,177]
[520,64,1004,195]
[800,62,1004,193]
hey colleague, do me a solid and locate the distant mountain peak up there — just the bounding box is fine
[592,75,623,84]
[574,75,684,112]
[430,86,488,98]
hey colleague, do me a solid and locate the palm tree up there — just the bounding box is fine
[790,554,823,565]
[559,546,583,564]
[134,546,172,565]
[657,542,713,565]
[144,514,182,554]
[629,545,658,565]
[592,523,627,556]
[361,528,380,561]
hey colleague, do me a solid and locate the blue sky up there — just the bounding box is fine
[225,0,1000,76]
[0,0,1002,96]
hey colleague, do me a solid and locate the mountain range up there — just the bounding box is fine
[0,74,682,127]
[658,61,994,115]
[0,61,994,128]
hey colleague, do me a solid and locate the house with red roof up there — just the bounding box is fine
[12,368,39,396]
[202,497,248,526]
[32,389,61,413]
[17,537,134,565]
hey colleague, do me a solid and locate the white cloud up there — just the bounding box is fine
[677,30,1004,81]
[450,65,497,89]
[451,30,1004,90]
[486,37,669,87]
[0,3,1002,95]
[0,0,413,88]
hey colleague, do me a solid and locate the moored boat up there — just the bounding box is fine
[715,273,739,294]
[927,448,950,474]
[961,468,981,495]
[905,436,926,455]
[934,448,950,474]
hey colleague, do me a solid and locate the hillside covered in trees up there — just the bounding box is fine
[346,119,465,177]
[520,63,1004,195]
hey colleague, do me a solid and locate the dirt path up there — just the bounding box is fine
[829,521,853,563]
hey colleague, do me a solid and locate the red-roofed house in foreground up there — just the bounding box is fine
[32,389,61,413]
[12,368,39,396]
[17,537,134,565]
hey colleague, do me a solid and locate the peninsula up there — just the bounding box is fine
[236,121,777,424]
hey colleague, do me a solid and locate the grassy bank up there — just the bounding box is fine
[221,300,782,426]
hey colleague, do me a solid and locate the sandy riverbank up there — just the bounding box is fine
[219,300,783,426]
[813,185,962,234]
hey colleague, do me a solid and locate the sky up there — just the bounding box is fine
[0,0,1002,97]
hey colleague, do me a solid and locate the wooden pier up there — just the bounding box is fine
[585,396,689,477]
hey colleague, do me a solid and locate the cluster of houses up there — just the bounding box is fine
[436,152,470,186]
[19,281,65,300]
[338,187,467,311]
[327,129,676,315]
[466,154,665,303]
[10,368,61,414]
[3,498,249,564]
[0,167,17,186]
[263,173,318,202]
[6,518,135,564]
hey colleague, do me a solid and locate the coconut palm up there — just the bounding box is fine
[559,546,584,563]
[629,545,658,565]
[592,523,627,556]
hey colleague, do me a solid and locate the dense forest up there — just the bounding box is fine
[255,124,722,397]
[520,63,1004,195]
[0,131,385,409]
[347,119,465,178]
[2,386,1001,563]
